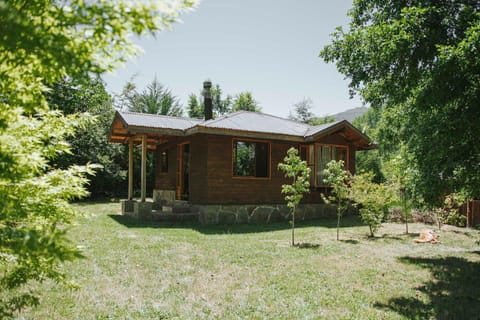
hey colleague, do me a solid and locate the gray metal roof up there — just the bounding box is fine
[119,111,202,131]
[115,111,370,145]
[200,111,311,137]
[304,120,344,137]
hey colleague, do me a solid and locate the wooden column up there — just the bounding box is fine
[141,135,147,202]
[128,139,134,200]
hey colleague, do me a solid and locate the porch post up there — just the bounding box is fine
[128,139,134,200]
[141,134,147,202]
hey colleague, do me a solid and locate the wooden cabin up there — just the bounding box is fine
[109,110,374,206]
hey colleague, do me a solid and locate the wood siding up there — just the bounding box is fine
[155,132,357,205]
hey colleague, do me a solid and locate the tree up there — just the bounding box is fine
[289,98,315,123]
[123,77,183,116]
[187,83,233,118]
[382,146,418,234]
[187,94,203,118]
[278,148,311,246]
[350,172,396,237]
[352,108,385,183]
[48,77,128,198]
[320,1,480,207]
[0,0,193,316]
[322,160,350,241]
[232,92,261,112]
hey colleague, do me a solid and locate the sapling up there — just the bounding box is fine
[350,172,395,237]
[278,147,310,246]
[322,160,350,241]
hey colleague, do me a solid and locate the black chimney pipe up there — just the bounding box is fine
[203,80,213,121]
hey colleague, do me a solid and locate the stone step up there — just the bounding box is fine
[161,205,192,213]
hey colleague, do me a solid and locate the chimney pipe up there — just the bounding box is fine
[203,80,213,121]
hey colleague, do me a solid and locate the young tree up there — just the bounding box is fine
[321,1,480,207]
[382,147,417,234]
[0,0,194,316]
[350,172,396,237]
[278,148,311,246]
[322,160,350,241]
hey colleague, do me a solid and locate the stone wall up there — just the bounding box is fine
[193,203,357,225]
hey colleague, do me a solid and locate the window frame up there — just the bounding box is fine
[232,138,271,180]
[313,143,349,188]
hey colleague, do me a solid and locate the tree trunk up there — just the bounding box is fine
[466,198,471,228]
[291,207,295,246]
[336,204,340,241]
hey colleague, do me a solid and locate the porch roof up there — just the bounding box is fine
[109,110,375,150]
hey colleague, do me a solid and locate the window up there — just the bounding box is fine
[160,149,168,173]
[300,145,315,187]
[233,140,270,178]
[315,145,348,186]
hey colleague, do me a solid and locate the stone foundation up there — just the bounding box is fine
[193,203,357,225]
[133,201,153,220]
[153,189,176,209]
[121,199,136,215]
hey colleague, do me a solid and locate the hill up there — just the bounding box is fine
[331,106,368,122]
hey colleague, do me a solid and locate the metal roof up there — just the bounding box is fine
[199,111,311,137]
[111,110,373,148]
[119,111,202,131]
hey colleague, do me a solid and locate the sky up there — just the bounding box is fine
[102,0,362,118]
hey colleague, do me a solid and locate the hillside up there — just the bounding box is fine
[331,106,368,122]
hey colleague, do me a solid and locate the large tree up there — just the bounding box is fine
[289,97,336,125]
[232,91,261,112]
[0,0,193,316]
[321,0,480,206]
[122,77,184,116]
[187,83,233,118]
[48,77,128,198]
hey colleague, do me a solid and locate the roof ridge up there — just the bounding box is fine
[201,110,246,126]
[205,110,313,128]
[119,110,203,122]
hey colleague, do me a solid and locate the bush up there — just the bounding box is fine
[435,194,466,228]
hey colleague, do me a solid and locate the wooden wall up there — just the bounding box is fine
[155,132,357,205]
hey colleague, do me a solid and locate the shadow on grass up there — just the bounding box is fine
[108,214,365,235]
[375,256,480,319]
[295,242,321,249]
[339,239,359,244]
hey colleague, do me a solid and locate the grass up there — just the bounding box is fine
[19,201,480,319]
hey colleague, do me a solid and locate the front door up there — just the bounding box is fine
[176,143,190,200]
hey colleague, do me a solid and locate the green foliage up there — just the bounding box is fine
[278,148,311,246]
[121,77,183,116]
[382,146,418,233]
[232,92,261,112]
[320,0,480,206]
[289,98,315,123]
[350,172,396,237]
[187,83,233,118]
[288,98,336,125]
[0,0,194,316]
[352,108,385,183]
[48,77,128,198]
[434,193,467,228]
[322,160,350,240]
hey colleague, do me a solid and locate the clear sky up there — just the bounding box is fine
[102,0,362,118]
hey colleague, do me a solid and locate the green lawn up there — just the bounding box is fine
[20,202,480,319]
